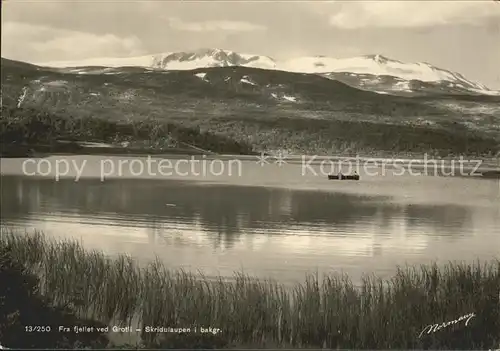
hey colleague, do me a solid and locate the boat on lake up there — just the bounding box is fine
[481,170,500,179]
[328,173,360,181]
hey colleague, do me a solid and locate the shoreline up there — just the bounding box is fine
[1,152,499,179]
[2,150,499,168]
[1,142,498,163]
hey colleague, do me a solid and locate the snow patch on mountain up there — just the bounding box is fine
[468,88,500,96]
[283,94,297,102]
[195,72,207,80]
[240,76,257,86]
[270,92,298,102]
[393,81,412,92]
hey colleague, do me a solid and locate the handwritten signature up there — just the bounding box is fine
[418,312,476,338]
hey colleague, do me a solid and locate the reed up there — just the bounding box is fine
[1,228,499,349]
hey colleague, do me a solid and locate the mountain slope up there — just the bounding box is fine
[2,58,499,157]
[0,58,461,117]
[36,49,499,96]
[3,58,500,122]
[320,72,497,97]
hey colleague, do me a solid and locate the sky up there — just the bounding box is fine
[2,0,500,89]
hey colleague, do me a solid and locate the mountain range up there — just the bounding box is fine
[37,48,500,97]
[2,51,500,157]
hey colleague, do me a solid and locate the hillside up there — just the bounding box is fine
[1,57,499,157]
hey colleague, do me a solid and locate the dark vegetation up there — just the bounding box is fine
[1,230,499,349]
[1,105,498,158]
[193,116,499,157]
[0,244,109,349]
[0,106,255,156]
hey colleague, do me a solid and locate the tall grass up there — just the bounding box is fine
[1,229,499,349]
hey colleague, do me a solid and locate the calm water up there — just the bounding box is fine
[1,155,499,285]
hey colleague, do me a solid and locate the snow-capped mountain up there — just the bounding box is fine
[40,48,277,71]
[150,49,277,70]
[37,48,499,96]
[280,54,492,93]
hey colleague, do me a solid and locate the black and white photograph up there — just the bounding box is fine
[1,0,500,349]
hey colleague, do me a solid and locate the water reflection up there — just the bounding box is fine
[1,175,499,283]
[1,177,476,238]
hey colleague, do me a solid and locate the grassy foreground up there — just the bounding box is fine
[0,245,110,349]
[1,229,499,349]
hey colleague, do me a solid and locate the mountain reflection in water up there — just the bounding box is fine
[1,176,499,284]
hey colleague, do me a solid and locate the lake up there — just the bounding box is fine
[1,155,499,285]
